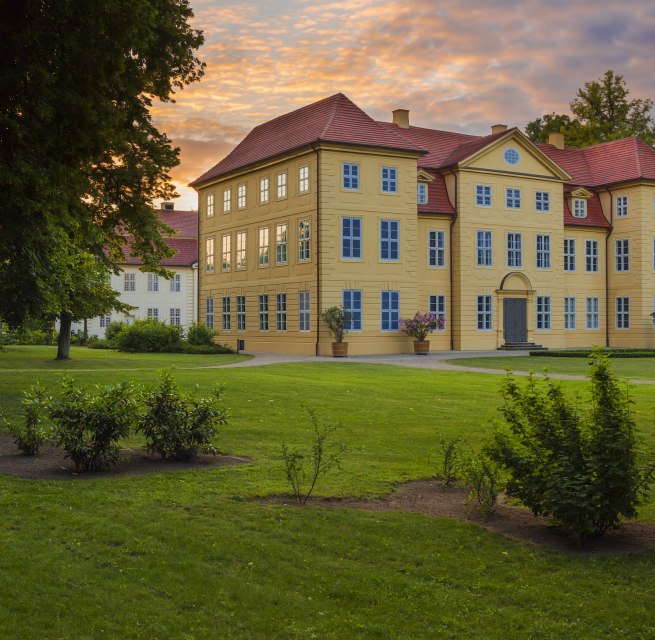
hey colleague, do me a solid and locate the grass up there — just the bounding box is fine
[445,354,655,379]
[1,346,655,638]
[0,345,250,371]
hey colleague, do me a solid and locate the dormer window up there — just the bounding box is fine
[417,183,428,205]
[573,198,587,218]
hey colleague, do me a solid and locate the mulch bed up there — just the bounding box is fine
[0,434,249,481]
[275,480,655,555]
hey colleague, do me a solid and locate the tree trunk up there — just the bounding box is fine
[56,312,73,360]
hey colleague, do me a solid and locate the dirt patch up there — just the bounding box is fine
[274,480,655,554]
[0,434,248,481]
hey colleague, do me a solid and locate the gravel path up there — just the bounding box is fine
[218,349,655,385]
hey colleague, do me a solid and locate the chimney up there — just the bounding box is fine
[548,131,565,150]
[392,108,410,129]
[491,124,508,135]
[161,202,174,211]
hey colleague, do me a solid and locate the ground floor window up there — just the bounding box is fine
[429,295,446,330]
[299,292,311,332]
[237,296,246,331]
[258,295,269,331]
[276,293,287,331]
[147,308,159,321]
[205,298,214,328]
[477,295,492,330]
[99,314,111,328]
[169,308,181,326]
[564,297,576,330]
[536,296,550,330]
[616,297,630,329]
[586,297,599,329]
[380,291,400,331]
[222,297,231,331]
[342,290,362,331]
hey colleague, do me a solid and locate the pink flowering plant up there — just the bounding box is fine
[399,312,444,341]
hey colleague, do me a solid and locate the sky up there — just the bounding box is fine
[152,0,655,210]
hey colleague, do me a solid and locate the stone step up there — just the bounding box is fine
[499,342,546,351]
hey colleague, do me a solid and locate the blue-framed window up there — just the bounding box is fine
[428,231,445,267]
[477,295,492,330]
[343,290,362,331]
[536,234,550,269]
[476,185,491,207]
[506,188,521,209]
[476,230,492,266]
[429,294,446,331]
[380,291,400,330]
[205,297,214,328]
[536,296,551,330]
[535,191,550,212]
[381,167,397,193]
[380,220,399,261]
[342,163,359,190]
[342,217,362,259]
[506,232,522,268]
[417,183,428,204]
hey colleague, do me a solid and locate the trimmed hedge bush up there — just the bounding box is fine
[186,323,217,346]
[115,319,184,353]
[530,348,655,358]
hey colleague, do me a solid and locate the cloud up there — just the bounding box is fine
[152,0,655,204]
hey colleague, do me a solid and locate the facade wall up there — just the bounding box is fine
[453,145,568,349]
[71,265,198,338]
[607,184,655,347]
[196,140,655,354]
[198,151,319,354]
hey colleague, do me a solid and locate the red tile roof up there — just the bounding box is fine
[191,93,426,186]
[563,189,609,228]
[539,137,655,187]
[117,210,199,267]
[377,122,477,169]
[418,172,455,215]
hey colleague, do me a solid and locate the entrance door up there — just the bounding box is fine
[504,298,527,343]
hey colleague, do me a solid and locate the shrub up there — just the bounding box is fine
[137,370,228,460]
[105,321,127,345]
[400,312,444,341]
[281,406,344,504]
[115,319,184,352]
[50,376,137,471]
[486,349,655,545]
[320,307,349,343]
[459,449,502,516]
[186,323,217,346]
[435,435,463,487]
[12,382,52,456]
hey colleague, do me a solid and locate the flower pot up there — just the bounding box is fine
[413,340,430,355]
[331,342,348,357]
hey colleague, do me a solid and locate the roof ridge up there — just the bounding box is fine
[634,137,642,175]
[320,93,344,138]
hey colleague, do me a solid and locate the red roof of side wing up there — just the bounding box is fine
[115,210,199,267]
[191,94,426,186]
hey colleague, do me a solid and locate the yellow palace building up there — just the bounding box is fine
[191,93,655,355]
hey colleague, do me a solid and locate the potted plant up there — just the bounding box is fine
[321,306,350,357]
[400,312,444,354]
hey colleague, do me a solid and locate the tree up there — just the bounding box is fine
[0,0,204,327]
[525,70,655,147]
[49,249,132,360]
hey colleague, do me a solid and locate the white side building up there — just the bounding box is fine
[73,204,199,338]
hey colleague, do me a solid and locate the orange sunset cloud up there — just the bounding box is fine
[152,0,655,209]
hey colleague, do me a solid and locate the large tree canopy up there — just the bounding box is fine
[0,0,204,326]
[525,70,655,147]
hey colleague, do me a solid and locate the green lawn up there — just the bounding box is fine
[446,355,655,379]
[1,346,655,639]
